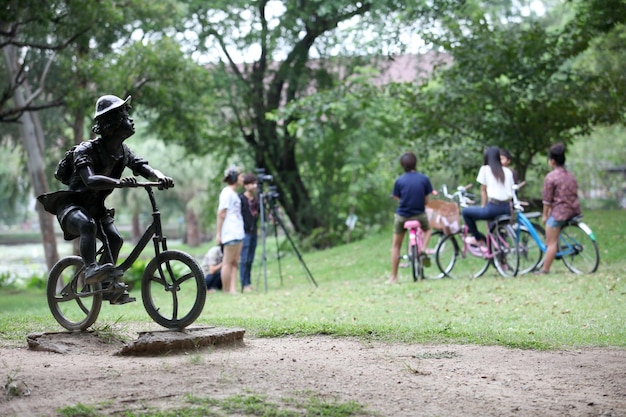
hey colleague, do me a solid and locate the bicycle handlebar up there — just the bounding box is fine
[118,181,171,189]
[512,181,528,212]
[440,184,474,207]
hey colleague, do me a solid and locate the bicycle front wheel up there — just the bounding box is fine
[410,244,420,282]
[47,256,102,331]
[492,223,519,278]
[142,250,207,329]
[560,223,600,274]
[435,233,460,278]
[517,225,544,275]
[423,231,445,279]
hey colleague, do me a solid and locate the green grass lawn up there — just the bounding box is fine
[1,209,624,350]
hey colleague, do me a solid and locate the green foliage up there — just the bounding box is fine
[269,68,410,244]
[4,0,626,255]
[0,272,15,289]
[58,403,100,417]
[60,393,369,417]
[176,1,464,237]
[0,141,30,225]
[412,2,625,182]
[140,393,366,417]
[24,274,47,290]
[123,259,149,292]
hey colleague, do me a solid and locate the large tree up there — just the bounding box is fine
[1,0,209,266]
[409,0,626,183]
[178,0,461,237]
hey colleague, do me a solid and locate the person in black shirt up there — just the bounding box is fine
[239,173,259,292]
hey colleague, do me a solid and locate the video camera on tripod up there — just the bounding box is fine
[255,167,273,184]
[253,167,317,291]
[256,168,280,205]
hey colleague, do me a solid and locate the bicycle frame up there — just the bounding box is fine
[405,221,423,251]
[92,182,166,284]
[436,183,519,278]
[512,186,591,259]
[440,184,508,260]
[404,220,424,281]
[458,225,500,260]
[515,210,596,259]
[112,184,167,273]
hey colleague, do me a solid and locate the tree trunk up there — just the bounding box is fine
[132,212,142,244]
[3,45,59,271]
[253,119,323,237]
[185,207,200,247]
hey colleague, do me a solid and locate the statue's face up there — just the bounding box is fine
[98,106,135,140]
[116,107,135,138]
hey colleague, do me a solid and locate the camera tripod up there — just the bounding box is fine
[256,181,317,292]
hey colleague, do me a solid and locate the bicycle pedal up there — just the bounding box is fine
[109,293,136,305]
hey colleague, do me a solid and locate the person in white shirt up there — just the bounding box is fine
[216,166,245,294]
[462,146,514,248]
[202,245,223,292]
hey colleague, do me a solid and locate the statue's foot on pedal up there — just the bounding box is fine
[102,280,135,305]
[85,263,114,284]
[103,291,136,305]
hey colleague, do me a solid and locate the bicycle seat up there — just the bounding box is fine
[525,212,541,219]
[404,220,422,230]
[493,214,512,223]
[567,215,584,225]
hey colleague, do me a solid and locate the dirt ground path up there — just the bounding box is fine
[1,332,625,417]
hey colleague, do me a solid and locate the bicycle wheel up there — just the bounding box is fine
[142,250,207,329]
[435,234,461,278]
[516,225,544,275]
[560,223,600,274]
[463,245,492,278]
[47,256,102,331]
[423,231,445,279]
[410,244,420,282]
[492,223,519,278]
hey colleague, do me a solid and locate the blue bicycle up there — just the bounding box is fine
[512,183,600,274]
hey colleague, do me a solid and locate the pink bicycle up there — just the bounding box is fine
[403,220,447,281]
[434,184,520,278]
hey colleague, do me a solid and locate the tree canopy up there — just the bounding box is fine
[1,0,625,252]
[408,0,626,183]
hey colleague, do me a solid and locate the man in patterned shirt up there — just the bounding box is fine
[535,143,581,274]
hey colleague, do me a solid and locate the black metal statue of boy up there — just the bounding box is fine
[38,94,174,287]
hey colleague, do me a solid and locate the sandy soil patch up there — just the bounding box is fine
[1,331,625,416]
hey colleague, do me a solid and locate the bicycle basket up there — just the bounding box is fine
[426,200,460,235]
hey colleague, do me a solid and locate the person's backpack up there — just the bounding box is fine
[54,145,79,185]
[54,140,131,185]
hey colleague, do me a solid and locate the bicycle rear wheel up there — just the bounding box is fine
[517,225,544,275]
[560,223,600,274]
[142,250,206,329]
[423,231,445,279]
[47,256,102,331]
[492,223,519,278]
[435,234,460,278]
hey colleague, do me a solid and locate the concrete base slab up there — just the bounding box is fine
[116,326,246,356]
[26,326,245,356]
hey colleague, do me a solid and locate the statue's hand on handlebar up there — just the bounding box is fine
[117,177,138,188]
[153,170,174,190]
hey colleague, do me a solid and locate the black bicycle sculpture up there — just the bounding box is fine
[47,182,206,331]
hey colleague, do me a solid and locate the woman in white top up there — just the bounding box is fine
[216,166,245,294]
[462,146,514,247]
